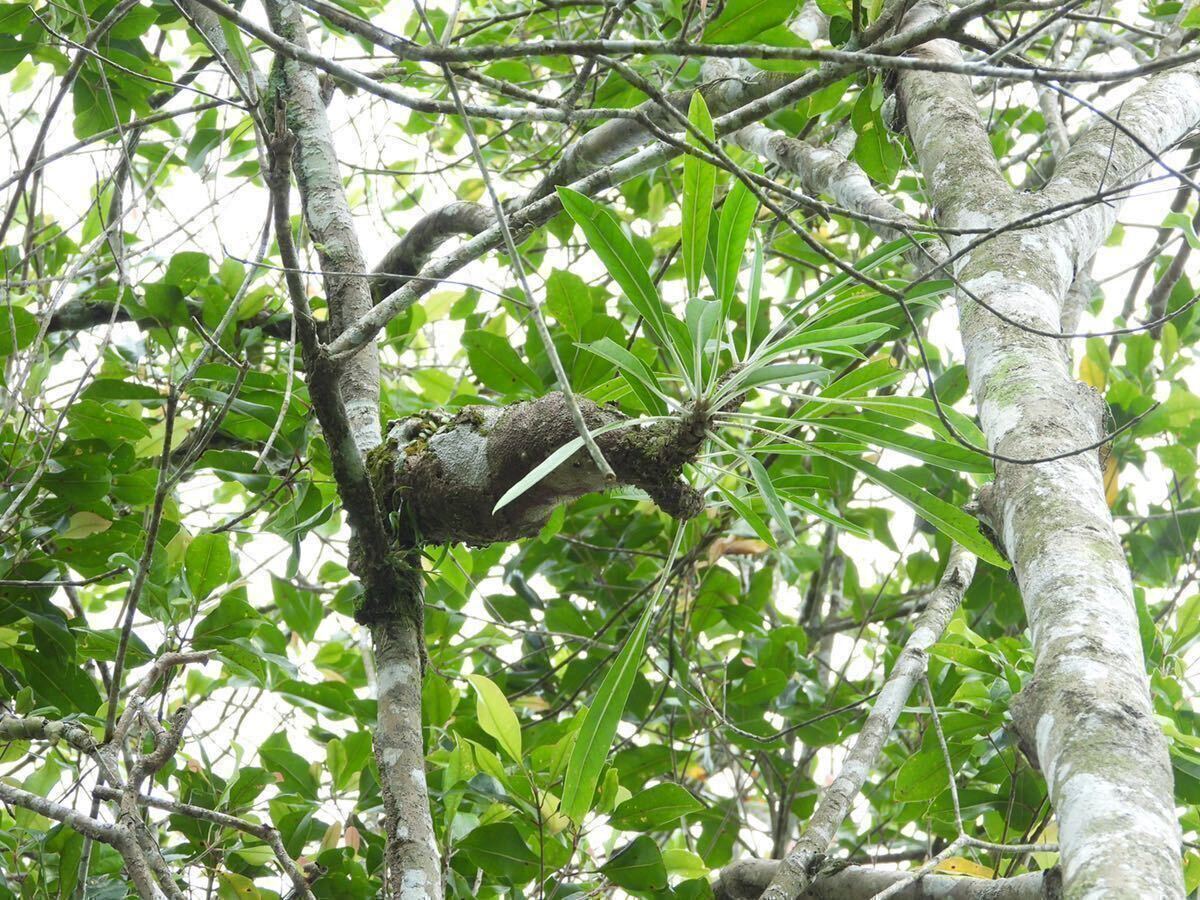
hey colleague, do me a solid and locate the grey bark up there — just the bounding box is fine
[716,859,1060,900]
[263,2,440,895]
[754,546,977,899]
[895,2,1197,895]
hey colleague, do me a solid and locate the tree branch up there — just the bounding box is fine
[749,544,977,899]
[715,859,1059,900]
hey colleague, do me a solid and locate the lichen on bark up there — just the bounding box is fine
[367,392,709,547]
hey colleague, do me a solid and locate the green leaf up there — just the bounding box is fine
[745,232,764,355]
[610,782,704,830]
[557,187,672,350]
[561,603,654,823]
[733,362,829,393]
[0,306,38,356]
[789,495,869,537]
[714,483,778,548]
[260,733,319,798]
[462,329,543,394]
[601,836,668,891]
[715,175,759,308]
[65,400,151,444]
[686,298,722,388]
[742,452,796,542]
[663,848,711,881]
[492,418,634,513]
[819,449,1008,568]
[460,823,539,883]
[18,649,102,715]
[1164,210,1200,249]
[272,575,322,642]
[703,0,799,43]
[193,596,261,646]
[894,741,950,803]
[815,416,992,472]
[545,269,593,340]
[580,337,668,415]
[466,673,523,763]
[163,251,210,292]
[852,88,900,186]
[0,4,34,35]
[186,532,231,600]
[682,92,716,299]
[765,322,893,358]
[218,18,254,81]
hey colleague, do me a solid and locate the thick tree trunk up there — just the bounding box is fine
[897,2,1198,895]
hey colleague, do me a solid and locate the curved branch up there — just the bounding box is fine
[372,201,494,299]
[716,859,1058,899]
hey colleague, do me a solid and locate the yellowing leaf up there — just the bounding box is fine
[1079,355,1106,391]
[320,821,341,852]
[216,870,260,898]
[466,674,523,763]
[1104,453,1118,507]
[61,512,111,540]
[708,537,770,561]
[935,857,994,878]
[538,792,570,835]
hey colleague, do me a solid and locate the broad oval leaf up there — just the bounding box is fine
[610,782,704,830]
[186,532,231,600]
[466,673,523,762]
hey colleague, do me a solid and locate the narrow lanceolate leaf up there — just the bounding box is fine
[814,416,993,473]
[730,363,829,394]
[561,528,684,823]
[557,187,670,348]
[218,18,254,79]
[560,603,654,823]
[789,495,869,537]
[686,298,722,389]
[466,674,523,763]
[740,452,796,542]
[579,338,668,415]
[492,419,634,514]
[745,232,764,356]
[818,449,1009,568]
[715,175,759,309]
[714,483,778,549]
[766,322,893,358]
[682,92,716,299]
[793,358,903,419]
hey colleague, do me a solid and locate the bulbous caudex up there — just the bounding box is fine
[367,392,713,547]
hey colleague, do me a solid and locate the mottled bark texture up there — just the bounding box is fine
[716,858,1059,900]
[896,1,1199,896]
[265,2,441,895]
[757,547,977,899]
[372,604,441,899]
[370,393,709,546]
[266,0,381,452]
